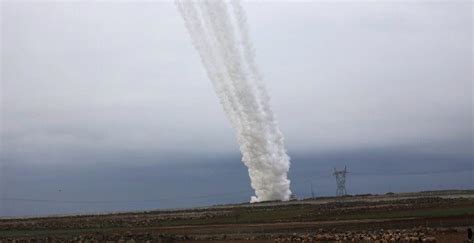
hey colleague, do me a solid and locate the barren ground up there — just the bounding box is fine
[1,190,473,242]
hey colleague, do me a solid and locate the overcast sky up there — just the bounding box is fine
[2,1,472,164]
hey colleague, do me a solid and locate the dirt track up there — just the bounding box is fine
[0,190,473,242]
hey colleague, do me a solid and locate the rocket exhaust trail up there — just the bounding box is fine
[176,0,291,202]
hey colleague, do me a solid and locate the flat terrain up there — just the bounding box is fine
[1,190,473,242]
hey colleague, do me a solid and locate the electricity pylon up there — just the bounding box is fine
[333,166,348,196]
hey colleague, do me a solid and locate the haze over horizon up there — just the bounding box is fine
[1,1,472,216]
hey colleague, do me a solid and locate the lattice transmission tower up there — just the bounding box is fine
[333,166,348,196]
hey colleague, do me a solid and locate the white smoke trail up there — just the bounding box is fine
[176,0,291,202]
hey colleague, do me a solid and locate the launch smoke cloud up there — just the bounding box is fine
[176,0,291,202]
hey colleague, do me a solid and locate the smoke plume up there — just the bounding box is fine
[175,0,291,202]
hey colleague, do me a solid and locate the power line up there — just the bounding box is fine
[292,168,470,183]
[0,190,253,204]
